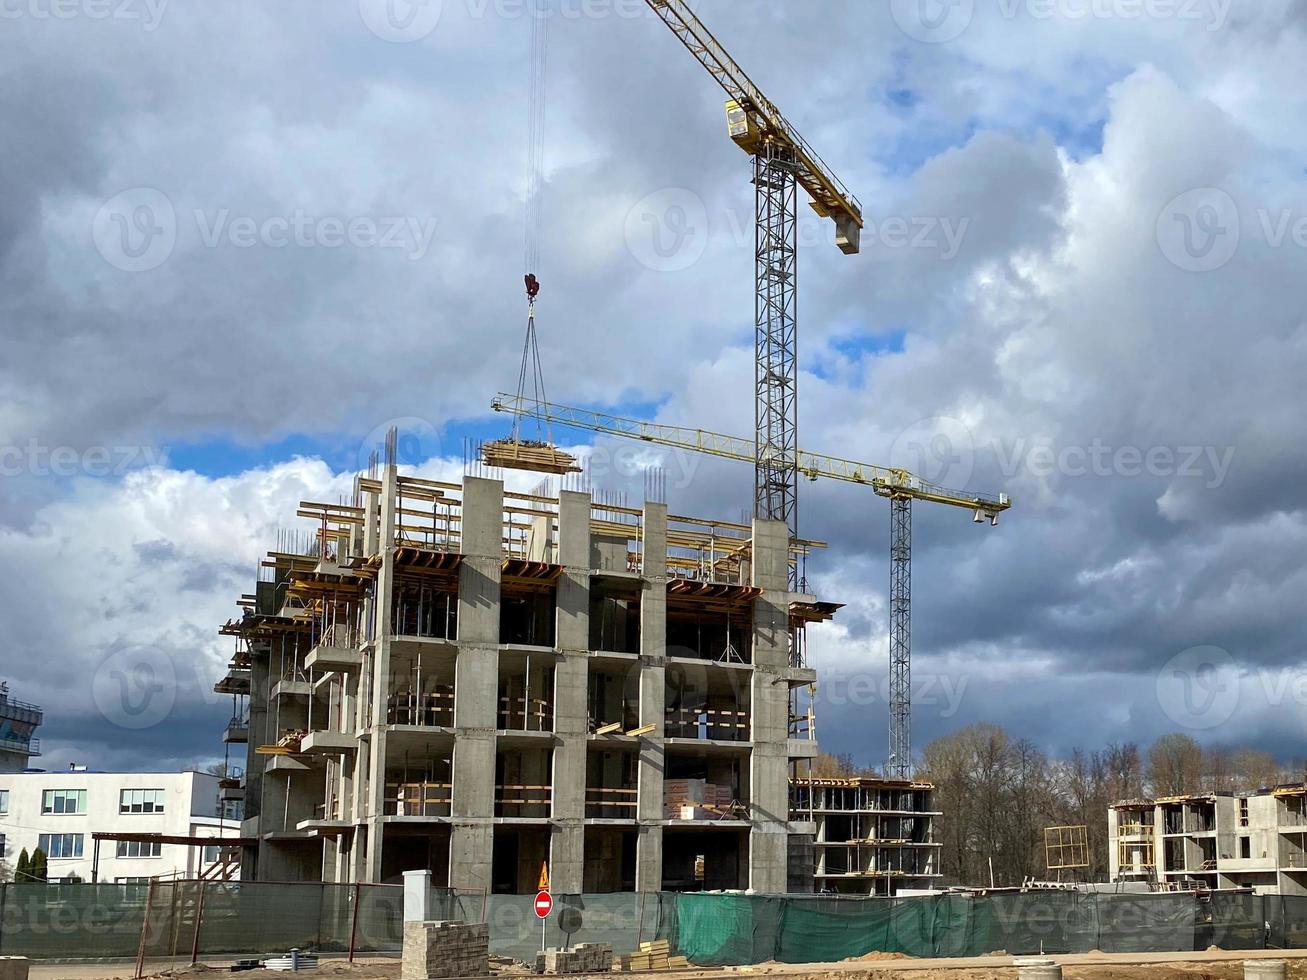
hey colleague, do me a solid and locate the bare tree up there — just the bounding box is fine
[1147,733,1204,796]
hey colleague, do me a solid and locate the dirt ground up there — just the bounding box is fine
[26,949,1307,980]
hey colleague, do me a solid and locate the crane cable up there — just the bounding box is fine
[513,0,551,446]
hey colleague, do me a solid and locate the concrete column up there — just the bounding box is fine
[450,477,502,893]
[364,464,399,881]
[749,518,792,894]
[550,491,591,893]
[635,503,668,892]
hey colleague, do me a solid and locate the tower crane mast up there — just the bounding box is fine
[638,0,863,542]
[491,395,1013,777]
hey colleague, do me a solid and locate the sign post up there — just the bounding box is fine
[535,889,553,955]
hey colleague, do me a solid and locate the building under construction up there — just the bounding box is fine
[1110,786,1307,895]
[216,455,860,893]
[789,776,942,895]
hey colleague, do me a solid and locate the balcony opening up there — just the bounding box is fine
[1163,837,1185,870]
[584,827,637,892]
[381,825,451,886]
[1164,806,1184,834]
[384,756,452,817]
[664,754,747,820]
[823,846,849,875]
[585,749,637,820]
[1197,836,1217,868]
[498,661,555,732]
[500,580,557,647]
[1191,802,1216,833]
[386,652,456,727]
[662,829,746,891]
[587,667,638,734]
[495,747,552,818]
[665,666,749,742]
[492,826,551,894]
[666,604,752,663]
[392,575,458,640]
[589,580,641,653]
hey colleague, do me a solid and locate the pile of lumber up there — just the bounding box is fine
[480,439,580,475]
[618,940,690,972]
[665,779,739,820]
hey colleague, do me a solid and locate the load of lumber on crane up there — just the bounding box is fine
[480,438,580,475]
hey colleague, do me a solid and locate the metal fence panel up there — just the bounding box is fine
[9,881,1307,964]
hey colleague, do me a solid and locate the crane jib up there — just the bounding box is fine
[641,0,862,237]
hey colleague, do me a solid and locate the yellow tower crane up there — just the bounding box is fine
[491,394,1012,777]
[638,0,863,545]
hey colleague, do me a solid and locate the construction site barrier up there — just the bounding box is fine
[5,882,1307,963]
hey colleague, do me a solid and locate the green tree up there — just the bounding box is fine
[29,848,47,883]
[14,848,30,882]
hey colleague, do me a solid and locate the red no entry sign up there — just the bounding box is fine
[534,890,553,919]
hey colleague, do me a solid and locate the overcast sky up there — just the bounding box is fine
[2,0,1305,775]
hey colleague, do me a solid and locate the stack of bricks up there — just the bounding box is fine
[535,943,613,974]
[402,920,490,980]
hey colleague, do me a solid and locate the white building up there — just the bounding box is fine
[0,768,242,883]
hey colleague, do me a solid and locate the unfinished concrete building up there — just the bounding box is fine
[789,776,941,896]
[218,458,835,892]
[1110,786,1307,895]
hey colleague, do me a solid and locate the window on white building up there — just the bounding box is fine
[0,789,8,815]
[119,789,166,814]
[41,789,87,815]
[38,833,84,859]
[116,840,163,859]
[0,833,6,858]
[116,876,152,884]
